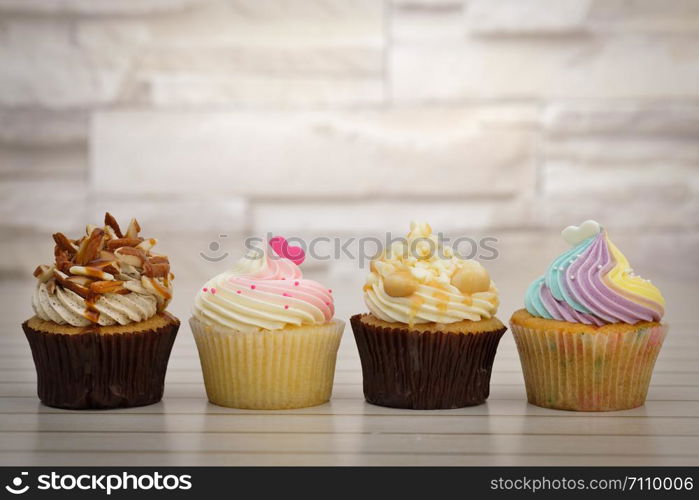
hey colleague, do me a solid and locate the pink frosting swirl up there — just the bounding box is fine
[193,244,334,331]
[228,257,334,321]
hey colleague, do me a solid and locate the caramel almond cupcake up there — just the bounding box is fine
[23,213,179,409]
[190,237,343,410]
[350,221,506,409]
[511,220,667,411]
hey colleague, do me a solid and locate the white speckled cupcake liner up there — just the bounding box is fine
[510,322,668,411]
[190,317,344,410]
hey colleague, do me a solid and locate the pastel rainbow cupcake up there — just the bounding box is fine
[511,220,667,411]
[190,237,343,409]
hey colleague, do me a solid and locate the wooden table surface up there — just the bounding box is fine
[1,276,697,466]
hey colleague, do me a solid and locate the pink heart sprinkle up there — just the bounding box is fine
[282,292,291,297]
[328,289,332,293]
[284,305,289,309]
[202,287,208,292]
[236,290,241,294]
[251,285,256,290]
[294,281,299,286]
[211,288,216,294]
[269,236,305,265]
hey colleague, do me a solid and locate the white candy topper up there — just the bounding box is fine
[561,220,602,246]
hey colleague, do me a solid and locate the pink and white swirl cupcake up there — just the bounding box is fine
[190,237,343,409]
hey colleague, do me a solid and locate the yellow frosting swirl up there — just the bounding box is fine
[363,221,499,325]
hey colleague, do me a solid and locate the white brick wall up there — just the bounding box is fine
[0,0,204,15]
[466,0,591,35]
[393,26,699,100]
[1,0,697,280]
[542,103,699,137]
[91,109,535,198]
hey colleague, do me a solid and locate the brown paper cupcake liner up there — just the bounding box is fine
[350,314,506,410]
[510,322,668,411]
[22,316,179,410]
[190,317,344,410]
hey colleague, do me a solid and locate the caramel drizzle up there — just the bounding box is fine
[84,295,100,323]
[148,277,172,301]
[433,290,450,313]
[407,295,425,328]
[147,277,172,312]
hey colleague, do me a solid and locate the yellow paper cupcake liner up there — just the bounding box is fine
[510,322,668,411]
[190,317,344,410]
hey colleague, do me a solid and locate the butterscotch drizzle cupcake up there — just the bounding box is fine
[351,221,507,409]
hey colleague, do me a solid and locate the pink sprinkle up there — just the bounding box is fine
[251,285,256,290]
[202,287,208,292]
[283,292,291,297]
[325,302,331,306]
[211,288,216,294]
[236,290,242,294]
[281,277,286,280]
[284,305,289,309]
[328,289,332,293]
[294,281,299,286]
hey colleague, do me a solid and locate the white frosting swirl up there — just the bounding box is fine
[193,248,334,332]
[364,221,499,325]
[32,281,160,327]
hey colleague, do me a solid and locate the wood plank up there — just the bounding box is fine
[1,432,698,458]
[1,451,696,467]
[2,397,699,418]
[0,413,697,436]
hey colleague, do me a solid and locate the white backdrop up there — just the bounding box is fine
[0,0,697,283]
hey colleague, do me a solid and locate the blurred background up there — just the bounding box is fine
[1,0,698,319]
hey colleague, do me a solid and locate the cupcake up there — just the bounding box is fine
[511,220,667,411]
[22,213,179,409]
[350,221,506,410]
[190,236,343,410]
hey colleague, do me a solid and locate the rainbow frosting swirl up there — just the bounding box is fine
[525,221,665,325]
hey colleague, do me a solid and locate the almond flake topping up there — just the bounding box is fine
[35,213,172,304]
